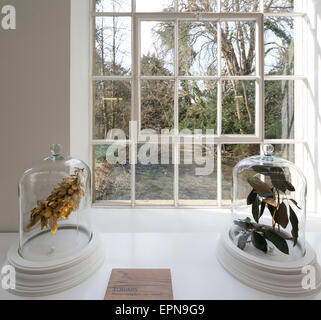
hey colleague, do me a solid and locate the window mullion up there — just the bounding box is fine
[174,18,179,207]
[131,14,140,207]
[217,143,222,207]
[256,15,264,142]
[259,0,264,13]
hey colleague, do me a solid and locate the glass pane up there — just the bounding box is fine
[178,0,218,12]
[221,21,256,76]
[221,0,260,12]
[272,144,295,162]
[95,0,131,12]
[136,143,174,203]
[141,21,174,76]
[178,21,218,76]
[136,0,174,12]
[179,143,217,204]
[141,80,174,133]
[264,17,294,75]
[264,80,295,139]
[264,0,294,13]
[179,80,217,133]
[93,81,131,139]
[222,80,255,134]
[94,144,131,202]
[94,17,131,75]
[222,144,260,203]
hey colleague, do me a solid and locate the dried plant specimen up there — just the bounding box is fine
[235,166,300,255]
[27,168,86,234]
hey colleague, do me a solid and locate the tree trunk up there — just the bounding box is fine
[241,81,253,125]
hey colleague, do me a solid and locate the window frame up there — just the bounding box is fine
[89,0,307,208]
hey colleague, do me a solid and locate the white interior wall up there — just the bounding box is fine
[305,0,321,214]
[0,0,71,231]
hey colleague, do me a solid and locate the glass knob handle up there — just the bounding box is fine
[263,144,274,157]
[50,144,62,156]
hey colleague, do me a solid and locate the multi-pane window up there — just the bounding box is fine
[90,0,305,207]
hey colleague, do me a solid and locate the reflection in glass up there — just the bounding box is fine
[179,80,217,133]
[137,0,174,12]
[141,80,174,133]
[264,80,295,140]
[221,0,260,12]
[222,144,260,203]
[264,17,294,75]
[222,80,255,135]
[95,0,131,12]
[141,21,174,76]
[94,144,131,201]
[272,144,295,163]
[94,17,131,75]
[136,144,174,203]
[178,0,218,12]
[264,0,294,13]
[221,21,256,76]
[178,21,218,76]
[93,81,131,139]
[179,144,217,203]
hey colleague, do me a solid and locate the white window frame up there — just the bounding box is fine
[88,0,308,209]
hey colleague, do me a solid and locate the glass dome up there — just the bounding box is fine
[230,144,307,262]
[18,144,92,261]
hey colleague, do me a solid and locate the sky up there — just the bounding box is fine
[95,0,294,75]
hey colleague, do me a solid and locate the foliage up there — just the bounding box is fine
[235,165,300,255]
[92,0,296,200]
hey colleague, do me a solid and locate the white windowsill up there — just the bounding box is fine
[90,208,321,233]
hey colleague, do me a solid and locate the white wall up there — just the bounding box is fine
[0,0,71,231]
[305,0,321,213]
[70,0,90,164]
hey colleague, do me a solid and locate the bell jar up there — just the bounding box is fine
[230,144,307,262]
[18,144,92,262]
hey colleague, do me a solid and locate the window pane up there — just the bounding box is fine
[136,143,174,204]
[272,144,295,162]
[94,144,131,202]
[264,17,294,75]
[136,0,174,12]
[93,81,131,139]
[95,0,131,12]
[178,0,218,12]
[222,80,255,134]
[141,21,174,76]
[179,143,217,204]
[221,0,260,12]
[178,21,218,76]
[221,21,256,76]
[179,80,217,133]
[94,17,131,75]
[264,80,295,139]
[222,144,260,204]
[141,80,174,133]
[264,0,294,13]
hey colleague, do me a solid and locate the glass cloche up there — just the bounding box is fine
[18,144,92,261]
[230,144,307,262]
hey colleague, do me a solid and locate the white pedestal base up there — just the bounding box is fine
[5,232,105,297]
[217,233,321,297]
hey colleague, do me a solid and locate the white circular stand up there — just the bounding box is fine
[5,232,105,297]
[217,233,321,297]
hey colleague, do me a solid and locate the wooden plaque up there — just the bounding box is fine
[104,269,173,300]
